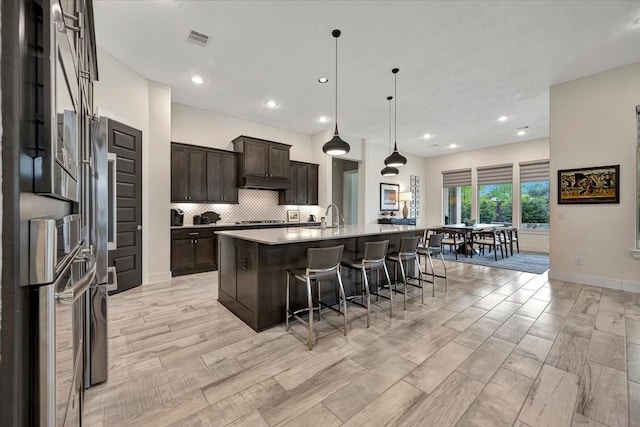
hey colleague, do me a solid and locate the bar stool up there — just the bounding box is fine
[417,233,448,297]
[286,245,346,350]
[385,236,423,308]
[341,240,392,325]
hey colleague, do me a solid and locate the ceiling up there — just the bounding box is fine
[93,1,640,157]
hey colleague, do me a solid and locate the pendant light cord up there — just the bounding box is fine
[388,97,392,154]
[335,35,338,124]
[394,71,397,147]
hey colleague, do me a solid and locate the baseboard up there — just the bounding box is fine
[145,271,172,285]
[548,270,640,293]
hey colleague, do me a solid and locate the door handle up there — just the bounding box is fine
[136,225,142,231]
[107,153,117,250]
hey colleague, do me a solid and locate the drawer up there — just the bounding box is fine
[171,228,216,240]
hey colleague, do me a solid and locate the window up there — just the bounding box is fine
[442,169,471,224]
[520,160,549,231]
[477,164,513,224]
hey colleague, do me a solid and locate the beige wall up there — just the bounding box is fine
[94,50,172,284]
[549,61,640,291]
[423,138,550,253]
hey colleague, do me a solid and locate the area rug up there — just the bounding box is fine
[441,251,549,274]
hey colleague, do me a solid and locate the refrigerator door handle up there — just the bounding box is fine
[56,250,96,304]
[107,153,117,250]
[106,266,118,291]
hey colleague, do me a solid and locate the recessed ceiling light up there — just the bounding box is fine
[498,116,508,122]
[191,75,204,85]
[423,133,432,139]
[316,116,331,123]
[517,125,529,136]
[265,100,279,109]
[448,144,458,149]
[517,130,526,136]
[318,77,329,83]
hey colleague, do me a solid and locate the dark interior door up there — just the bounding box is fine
[107,119,143,293]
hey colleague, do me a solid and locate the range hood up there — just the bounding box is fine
[239,177,291,190]
[232,135,292,191]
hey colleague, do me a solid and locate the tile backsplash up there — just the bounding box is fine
[172,189,323,226]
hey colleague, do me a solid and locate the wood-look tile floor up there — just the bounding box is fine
[83,262,640,427]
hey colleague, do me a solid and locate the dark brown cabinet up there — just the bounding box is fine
[232,135,292,189]
[279,161,319,205]
[171,145,207,202]
[206,150,238,203]
[171,228,217,276]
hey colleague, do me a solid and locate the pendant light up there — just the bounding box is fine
[384,68,407,167]
[322,29,351,156]
[381,95,399,176]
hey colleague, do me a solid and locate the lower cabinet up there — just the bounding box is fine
[171,228,217,276]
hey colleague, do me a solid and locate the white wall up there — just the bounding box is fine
[549,61,640,291]
[363,142,426,225]
[94,49,172,284]
[423,138,550,253]
[171,103,315,162]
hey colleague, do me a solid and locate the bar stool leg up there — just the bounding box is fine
[383,263,393,317]
[398,257,407,310]
[415,257,423,304]
[361,265,370,328]
[286,272,290,331]
[306,277,314,351]
[336,270,348,336]
[317,280,321,322]
[440,252,448,294]
[427,253,436,297]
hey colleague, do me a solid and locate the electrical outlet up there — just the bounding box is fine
[575,255,583,265]
[559,212,565,220]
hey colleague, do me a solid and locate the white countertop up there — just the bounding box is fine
[216,224,426,245]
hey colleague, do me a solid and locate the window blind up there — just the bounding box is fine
[477,163,513,185]
[519,160,550,182]
[442,168,471,187]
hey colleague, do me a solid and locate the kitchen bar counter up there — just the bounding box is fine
[171,221,319,230]
[217,224,425,331]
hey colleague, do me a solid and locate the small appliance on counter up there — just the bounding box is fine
[308,215,316,222]
[201,211,221,224]
[171,208,184,226]
[193,215,202,225]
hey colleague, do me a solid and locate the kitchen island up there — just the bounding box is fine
[216,224,425,331]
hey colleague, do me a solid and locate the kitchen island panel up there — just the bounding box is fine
[217,227,424,331]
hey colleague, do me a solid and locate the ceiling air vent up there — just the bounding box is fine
[187,30,209,46]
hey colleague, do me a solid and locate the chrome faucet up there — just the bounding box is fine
[325,204,346,228]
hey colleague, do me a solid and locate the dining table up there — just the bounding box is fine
[427,223,508,257]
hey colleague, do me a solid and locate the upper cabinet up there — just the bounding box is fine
[171,145,207,202]
[279,161,319,205]
[233,136,291,189]
[207,150,238,203]
[171,143,238,203]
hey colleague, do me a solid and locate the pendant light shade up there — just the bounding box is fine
[384,68,407,167]
[322,29,350,156]
[381,95,399,176]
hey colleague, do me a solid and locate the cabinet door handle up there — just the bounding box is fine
[195,239,198,244]
[189,232,199,236]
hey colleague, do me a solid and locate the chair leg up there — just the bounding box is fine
[427,253,436,297]
[398,258,407,310]
[336,270,348,337]
[306,277,314,351]
[440,252,448,294]
[286,272,290,331]
[383,263,393,317]
[317,280,322,321]
[415,257,424,304]
[361,266,370,328]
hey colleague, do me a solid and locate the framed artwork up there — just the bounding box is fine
[410,208,416,218]
[410,175,416,186]
[415,208,421,218]
[558,165,620,204]
[380,183,400,211]
[415,176,420,186]
[287,209,300,222]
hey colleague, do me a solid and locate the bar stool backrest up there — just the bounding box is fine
[428,233,444,251]
[363,240,389,263]
[306,245,345,276]
[399,236,421,256]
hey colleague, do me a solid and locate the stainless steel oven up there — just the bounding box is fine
[30,213,96,426]
[33,0,80,202]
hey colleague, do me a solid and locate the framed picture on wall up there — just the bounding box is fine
[380,183,400,211]
[287,209,300,222]
[410,208,416,218]
[557,165,619,204]
[415,176,420,186]
[415,208,421,218]
[410,175,416,186]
